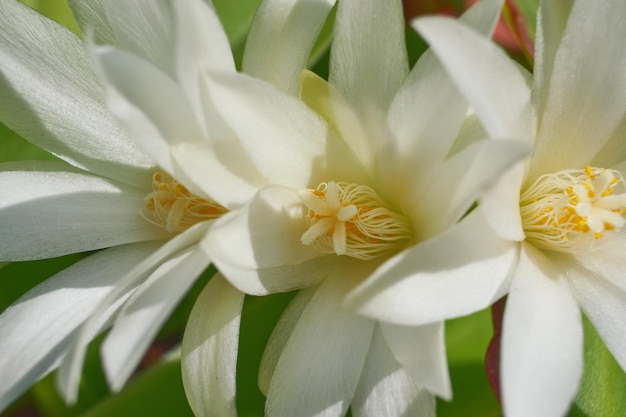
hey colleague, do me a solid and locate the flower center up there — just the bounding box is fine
[520,166,626,253]
[141,171,227,233]
[299,181,413,260]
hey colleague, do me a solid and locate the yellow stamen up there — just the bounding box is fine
[141,171,226,233]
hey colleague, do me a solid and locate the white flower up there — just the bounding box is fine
[0,0,329,414]
[160,0,530,415]
[348,1,626,416]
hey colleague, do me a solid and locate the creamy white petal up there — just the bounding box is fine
[181,274,244,417]
[530,0,626,179]
[201,71,328,188]
[413,16,534,141]
[386,0,504,190]
[266,274,375,417]
[330,0,408,144]
[345,210,518,326]
[96,46,204,173]
[258,287,317,395]
[102,244,211,390]
[102,0,175,77]
[414,139,531,239]
[243,0,336,95]
[501,244,583,417]
[57,222,210,403]
[352,325,435,417]
[0,161,168,261]
[203,186,333,295]
[0,0,153,187]
[0,242,159,413]
[172,0,234,135]
[66,0,118,45]
[380,322,450,400]
[572,230,626,294]
[565,260,626,372]
[591,116,626,169]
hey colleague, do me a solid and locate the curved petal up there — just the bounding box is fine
[57,222,210,403]
[181,274,244,417]
[258,287,317,395]
[0,241,160,413]
[0,161,168,261]
[352,325,435,417]
[243,0,336,95]
[501,244,583,417]
[67,0,118,45]
[330,0,408,139]
[414,139,531,239]
[413,16,534,142]
[345,210,518,326]
[573,229,626,294]
[530,0,626,179]
[0,0,153,187]
[200,71,328,189]
[203,186,333,295]
[265,274,375,417]
[380,322,450,400]
[102,244,211,390]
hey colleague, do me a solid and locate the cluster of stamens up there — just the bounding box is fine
[520,166,626,253]
[299,181,413,260]
[141,171,227,233]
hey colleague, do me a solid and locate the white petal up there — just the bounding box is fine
[573,229,626,294]
[352,325,435,417]
[172,0,234,134]
[0,161,168,261]
[380,322,450,400]
[530,0,626,179]
[102,0,176,77]
[181,274,244,417]
[0,0,153,186]
[95,45,204,174]
[67,0,118,45]
[258,287,317,395]
[203,186,333,295]
[330,0,408,135]
[501,243,583,417]
[386,0,505,186]
[200,71,328,189]
[591,116,626,168]
[57,222,210,403]
[102,244,210,390]
[345,210,518,326]
[413,16,534,141]
[415,139,531,239]
[266,274,375,417]
[0,241,160,413]
[243,0,336,95]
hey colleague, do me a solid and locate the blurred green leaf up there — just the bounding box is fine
[20,0,80,34]
[512,0,538,40]
[212,0,263,68]
[0,122,59,163]
[568,315,626,417]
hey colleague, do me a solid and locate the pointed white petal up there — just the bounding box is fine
[266,274,375,417]
[203,186,332,295]
[258,287,317,395]
[415,139,531,239]
[0,241,160,413]
[345,210,518,326]
[330,0,408,135]
[102,244,210,390]
[181,274,244,417]
[200,71,328,188]
[352,325,436,417]
[67,0,118,45]
[530,0,626,178]
[101,0,176,77]
[243,0,335,95]
[380,322,450,400]
[0,0,153,186]
[57,222,210,403]
[0,161,168,261]
[501,244,583,417]
[573,230,626,294]
[413,16,534,141]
